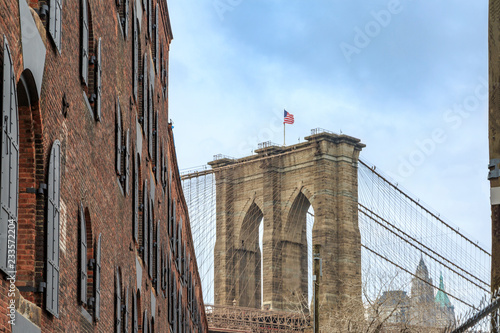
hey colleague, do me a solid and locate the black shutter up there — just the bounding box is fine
[124,0,129,39]
[0,36,19,275]
[125,129,130,195]
[142,53,148,133]
[155,112,159,181]
[132,8,138,101]
[116,98,122,176]
[81,0,89,85]
[95,233,102,321]
[79,204,87,305]
[148,87,152,157]
[133,153,138,242]
[156,221,160,292]
[147,0,152,40]
[95,38,102,121]
[115,269,122,331]
[124,286,130,333]
[46,140,61,317]
[132,291,138,333]
[148,199,153,278]
[49,0,63,53]
[143,180,148,265]
[154,4,159,72]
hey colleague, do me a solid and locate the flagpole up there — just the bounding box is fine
[283,122,286,146]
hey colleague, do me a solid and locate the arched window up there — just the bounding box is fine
[116,0,129,39]
[79,204,101,320]
[116,97,130,195]
[81,0,101,121]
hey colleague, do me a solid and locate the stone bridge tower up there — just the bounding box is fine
[209,131,365,326]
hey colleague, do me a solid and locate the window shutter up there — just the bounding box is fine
[132,291,138,333]
[133,153,139,242]
[154,4,159,72]
[79,204,87,305]
[156,221,160,292]
[172,203,176,257]
[142,53,148,133]
[143,180,148,265]
[143,310,148,333]
[178,289,182,333]
[0,37,19,275]
[95,38,102,121]
[116,98,122,176]
[49,0,63,53]
[115,269,122,332]
[169,254,173,325]
[124,0,129,39]
[172,282,177,331]
[177,218,182,270]
[46,140,61,317]
[125,129,130,195]
[148,199,153,278]
[124,286,130,333]
[148,88,152,157]
[81,0,89,85]
[95,233,102,321]
[154,112,159,181]
[132,9,138,101]
[147,0,152,40]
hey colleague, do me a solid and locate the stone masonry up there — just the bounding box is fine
[209,131,365,329]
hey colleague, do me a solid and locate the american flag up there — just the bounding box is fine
[284,110,294,124]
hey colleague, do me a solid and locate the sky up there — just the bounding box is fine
[166,0,491,251]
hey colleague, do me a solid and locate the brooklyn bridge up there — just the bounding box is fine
[181,129,492,332]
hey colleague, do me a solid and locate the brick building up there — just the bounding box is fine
[0,0,208,332]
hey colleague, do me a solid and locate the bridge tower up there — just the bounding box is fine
[209,131,365,327]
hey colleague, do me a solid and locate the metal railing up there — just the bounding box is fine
[257,141,281,149]
[205,304,310,332]
[448,289,500,333]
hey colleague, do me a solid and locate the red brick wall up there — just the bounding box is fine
[0,0,208,332]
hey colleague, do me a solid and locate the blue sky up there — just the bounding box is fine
[167,0,490,249]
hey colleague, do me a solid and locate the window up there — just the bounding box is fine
[80,0,101,121]
[0,36,19,276]
[153,111,159,181]
[132,291,139,333]
[153,4,159,72]
[141,53,148,134]
[154,221,160,292]
[132,7,139,102]
[46,140,62,317]
[115,268,122,331]
[142,180,148,267]
[133,153,140,242]
[79,205,101,320]
[116,0,129,39]
[48,0,63,52]
[116,97,130,195]
[148,198,153,278]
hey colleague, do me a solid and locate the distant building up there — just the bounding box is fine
[370,257,455,331]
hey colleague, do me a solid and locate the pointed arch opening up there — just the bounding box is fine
[281,191,313,313]
[235,202,263,308]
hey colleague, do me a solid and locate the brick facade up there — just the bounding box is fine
[0,0,208,332]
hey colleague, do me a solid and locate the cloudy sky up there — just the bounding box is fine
[167,0,490,250]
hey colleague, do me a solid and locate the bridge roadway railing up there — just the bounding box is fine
[205,304,311,332]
